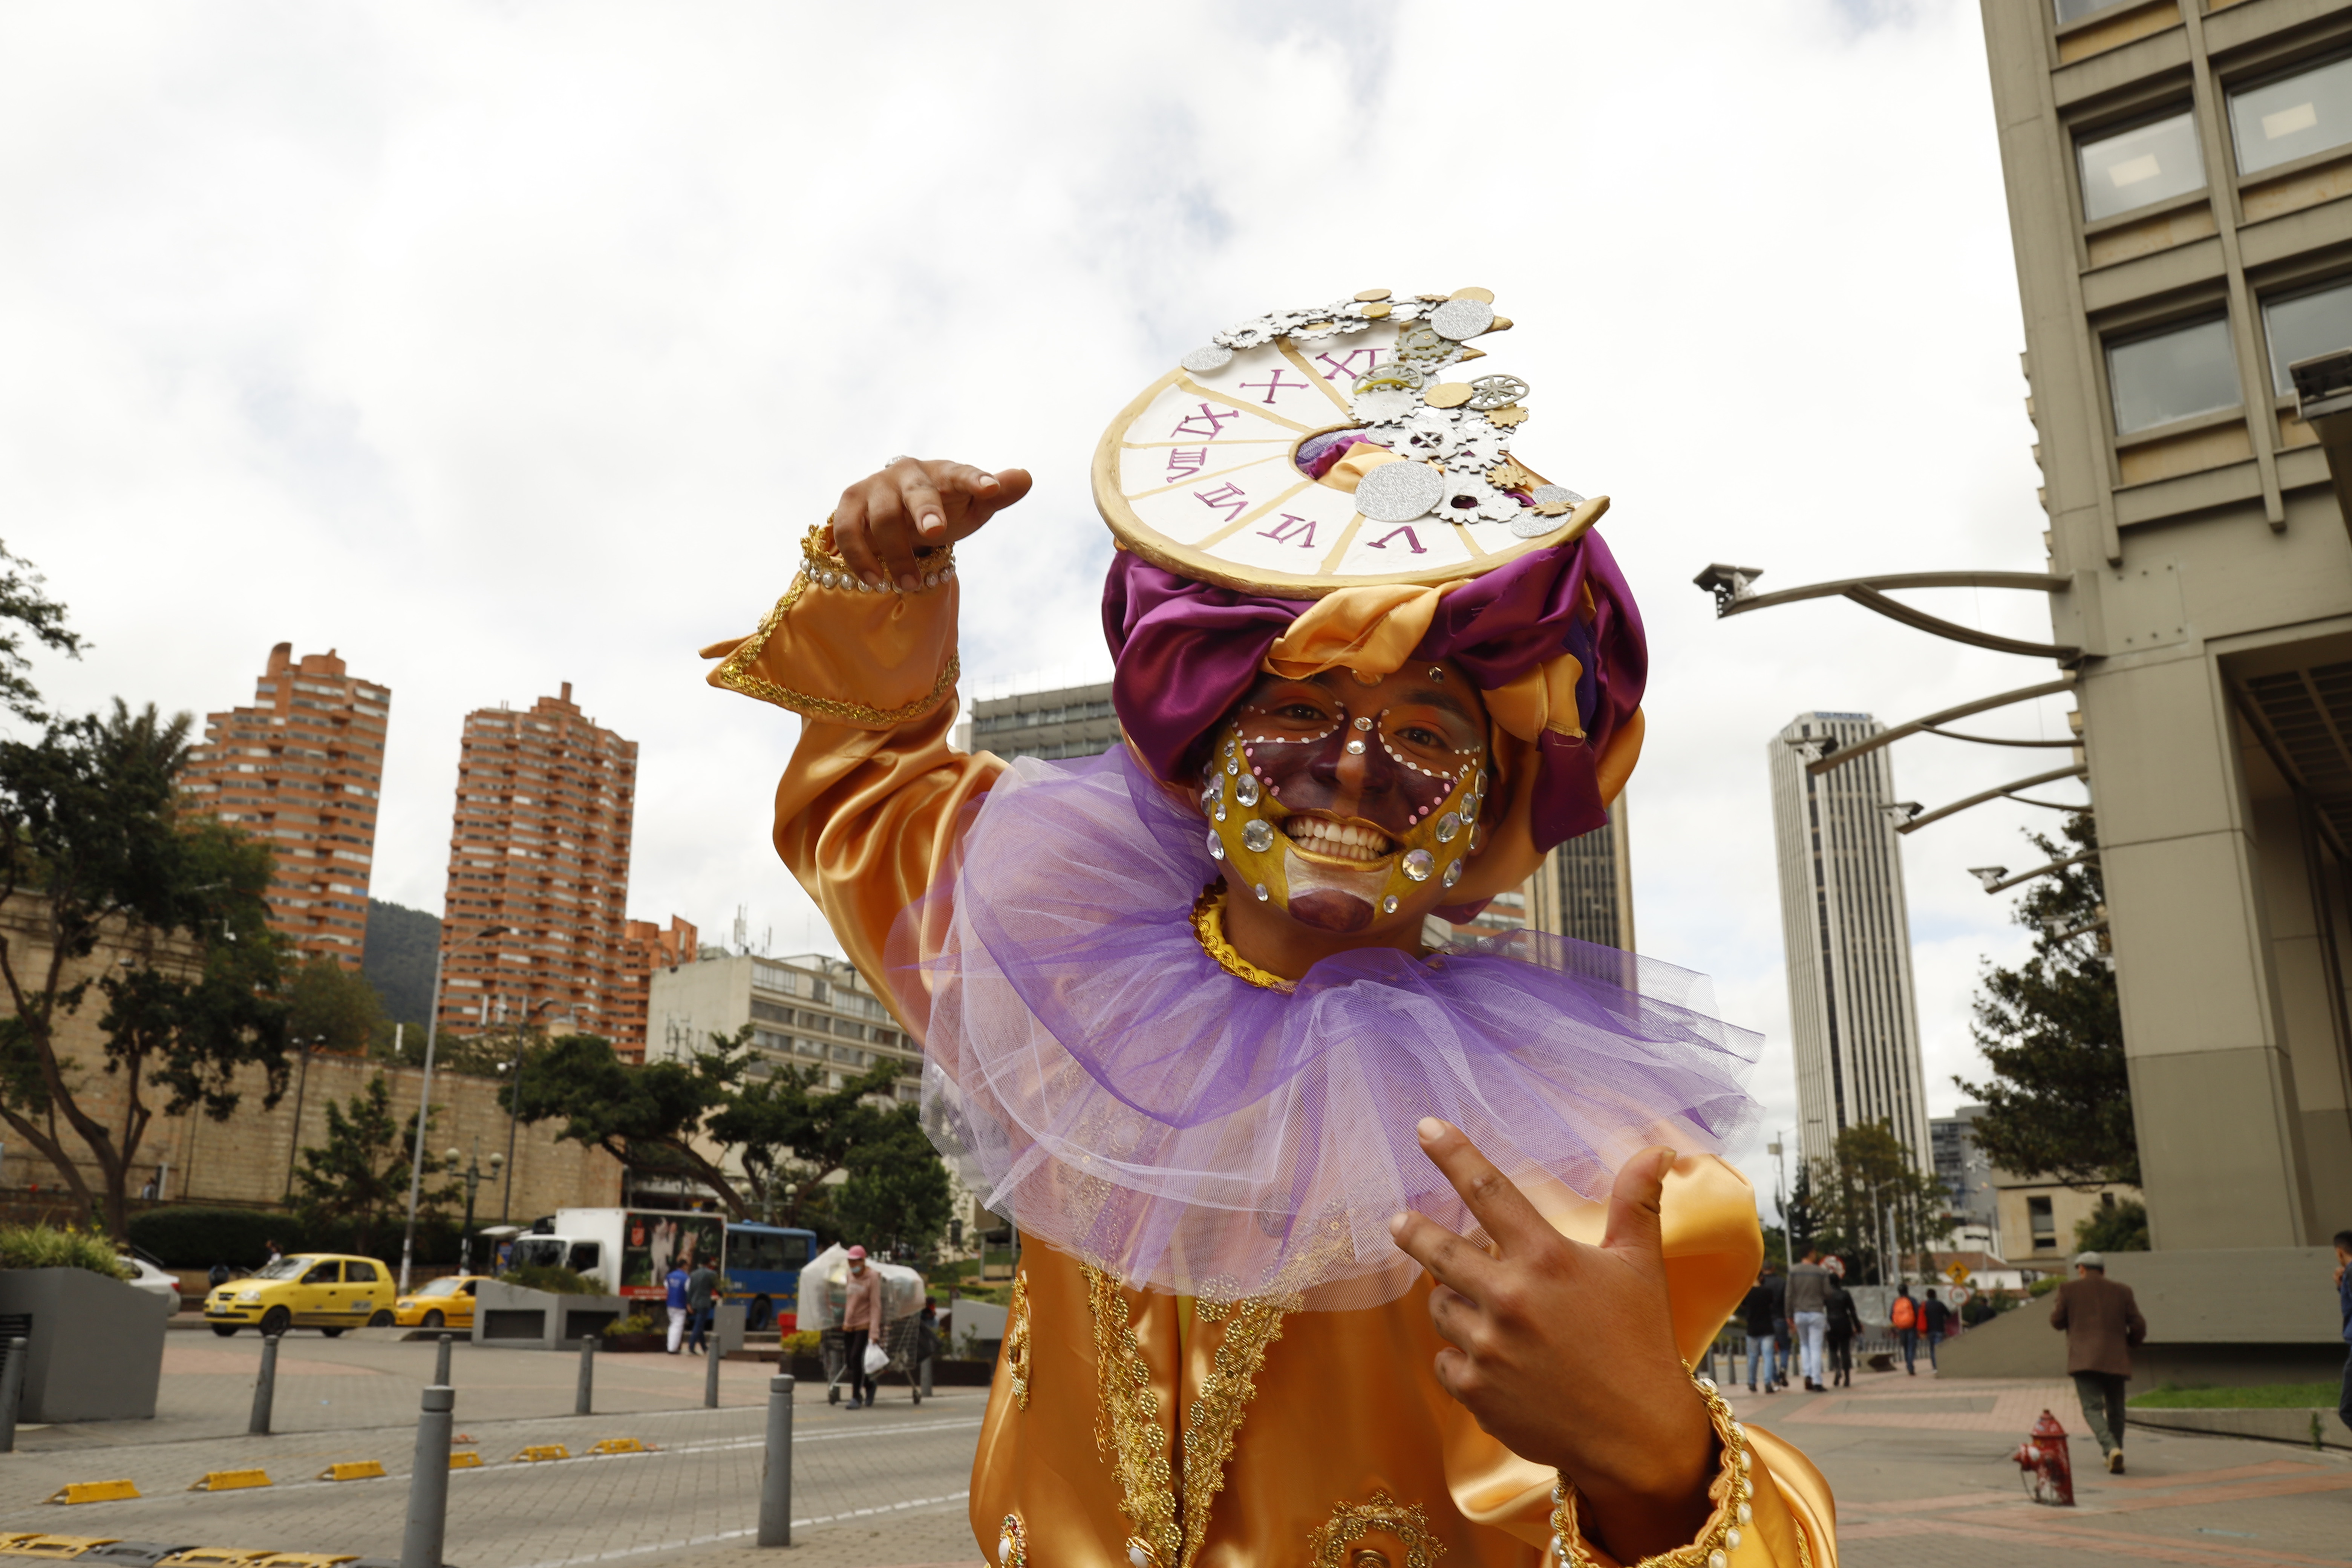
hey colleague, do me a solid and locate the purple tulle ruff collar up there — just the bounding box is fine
[888,747,1760,1308]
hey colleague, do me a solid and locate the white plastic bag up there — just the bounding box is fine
[862,1340,890,1377]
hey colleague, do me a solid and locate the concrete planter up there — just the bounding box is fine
[470,1279,629,1350]
[2129,1404,2350,1450]
[0,1266,170,1422]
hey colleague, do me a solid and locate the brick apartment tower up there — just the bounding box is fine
[181,643,390,969]
[436,683,638,1041]
[606,915,699,1062]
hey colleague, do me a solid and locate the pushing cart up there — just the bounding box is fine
[797,1244,928,1405]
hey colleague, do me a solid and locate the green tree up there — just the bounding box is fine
[292,1072,458,1254]
[287,955,386,1056]
[0,701,292,1236]
[1805,1120,1952,1284]
[508,1030,749,1215]
[709,1054,926,1228]
[833,1101,954,1259]
[2074,1198,2149,1254]
[0,541,83,726]
[1956,815,2136,1187]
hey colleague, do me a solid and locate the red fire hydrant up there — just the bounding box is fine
[2012,1409,2075,1506]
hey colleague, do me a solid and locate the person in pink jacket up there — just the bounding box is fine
[841,1245,882,1409]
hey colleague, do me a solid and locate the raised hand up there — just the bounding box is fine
[1389,1119,1717,1564]
[832,458,1032,592]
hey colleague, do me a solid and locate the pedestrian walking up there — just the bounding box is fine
[1786,1247,1831,1391]
[1739,1264,1783,1393]
[841,1243,881,1409]
[2050,1250,2147,1474]
[1922,1287,1952,1372]
[2331,1228,2351,1435]
[1825,1277,1862,1388]
[263,1238,282,1266]
[1892,1282,1920,1374]
[686,1257,719,1355]
[664,1260,691,1354]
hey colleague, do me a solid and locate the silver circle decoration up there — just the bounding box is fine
[1442,859,1463,888]
[1435,811,1462,844]
[1428,298,1496,341]
[1241,818,1275,854]
[1466,375,1528,410]
[1355,460,1446,523]
[1401,848,1436,882]
[1181,345,1235,374]
[1233,772,1261,807]
[1531,484,1585,508]
[1510,510,1559,539]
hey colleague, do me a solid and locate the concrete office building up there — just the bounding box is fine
[181,644,390,969]
[1524,802,1636,951]
[645,951,921,1098]
[1982,0,2352,1246]
[954,681,1121,761]
[1769,712,1933,1175]
[1931,1104,2003,1252]
[435,684,639,1041]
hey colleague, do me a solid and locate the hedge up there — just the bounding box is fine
[127,1206,466,1269]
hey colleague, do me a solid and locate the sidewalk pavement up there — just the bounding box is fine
[6,1332,2346,1567]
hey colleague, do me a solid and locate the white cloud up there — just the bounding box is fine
[4,0,2063,1224]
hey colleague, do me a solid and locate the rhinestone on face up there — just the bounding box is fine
[1352,715,1373,731]
[1242,818,1275,853]
[1254,882,1270,902]
[1442,859,1462,888]
[1234,772,1261,807]
[1227,757,1240,775]
[1206,831,1224,861]
[1344,739,1366,755]
[1214,804,1226,821]
[1435,811,1461,844]
[1383,895,1399,914]
[1401,848,1435,882]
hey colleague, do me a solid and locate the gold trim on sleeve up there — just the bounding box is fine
[1308,1492,1448,1568]
[1084,1265,1180,1568]
[1547,1364,1749,1568]
[710,564,962,726]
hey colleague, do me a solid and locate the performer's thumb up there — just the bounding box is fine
[1599,1145,1675,1266]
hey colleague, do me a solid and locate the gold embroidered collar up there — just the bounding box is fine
[1189,884,1295,993]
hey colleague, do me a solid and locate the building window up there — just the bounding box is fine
[2261,279,2352,394]
[2107,316,2240,434]
[2053,0,2128,21]
[2078,112,2204,222]
[2027,1194,2056,1250]
[2229,55,2352,176]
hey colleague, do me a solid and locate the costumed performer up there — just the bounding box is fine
[703,286,1836,1568]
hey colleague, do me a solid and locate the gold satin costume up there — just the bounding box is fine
[705,552,1837,1568]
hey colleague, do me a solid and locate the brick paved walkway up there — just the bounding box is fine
[5,1332,2346,1566]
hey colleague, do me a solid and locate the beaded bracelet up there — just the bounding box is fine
[1547,1363,1752,1568]
[801,522,957,595]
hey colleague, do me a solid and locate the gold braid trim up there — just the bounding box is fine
[1547,1363,1749,1568]
[1084,1264,1180,1568]
[710,525,960,726]
[1004,1269,1033,1410]
[1308,1491,1447,1568]
[1178,1291,1298,1568]
[1190,884,1295,993]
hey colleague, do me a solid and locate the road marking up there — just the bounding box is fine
[505,1490,973,1568]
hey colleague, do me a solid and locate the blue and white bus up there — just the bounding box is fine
[723,1222,820,1331]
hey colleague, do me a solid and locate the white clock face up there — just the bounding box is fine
[1092,317,1600,598]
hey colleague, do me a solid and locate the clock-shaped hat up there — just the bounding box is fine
[1092,286,1603,597]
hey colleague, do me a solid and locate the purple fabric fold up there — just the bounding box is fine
[889,745,1761,1306]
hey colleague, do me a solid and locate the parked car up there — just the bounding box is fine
[203,1253,394,1337]
[116,1253,183,1309]
[386,1274,491,1330]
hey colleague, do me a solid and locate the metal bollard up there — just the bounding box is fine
[0,1335,26,1453]
[757,1374,794,1548]
[704,1334,721,1409]
[249,1334,282,1435]
[574,1333,596,1416]
[400,1385,455,1568]
[920,1355,933,1400]
[435,1333,453,1387]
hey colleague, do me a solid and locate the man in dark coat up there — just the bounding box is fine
[2050,1250,2147,1473]
[1740,1264,1785,1393]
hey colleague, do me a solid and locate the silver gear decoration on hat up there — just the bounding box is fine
[1352,360,1424,394]
[1531,484,1586,510]
[1390,409,1459,461]
[1429,298,1496,341]
[1433,470,1510,522]
[1466,374,1528,410]
[1354,460,1446,523]
[1349,387,1421,425]
[1215,317,1279,350]
[1441,414,1506,473]
[1181,345,1235,374]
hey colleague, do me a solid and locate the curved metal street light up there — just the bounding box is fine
[397,923,511,1294]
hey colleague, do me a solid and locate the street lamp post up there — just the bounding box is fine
[398,925,509,1295]
[446,1139,504,1274]
[496,999,572,1226]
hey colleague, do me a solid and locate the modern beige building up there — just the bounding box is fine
[644,951,921,1100]
[1523,800,1636,952]
[1982,0,2352,1249]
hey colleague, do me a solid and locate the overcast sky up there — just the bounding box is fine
[5,0,2078,1220]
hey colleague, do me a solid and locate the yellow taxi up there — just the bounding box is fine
[388,1274,492,1330]
[203,1253,395,1338]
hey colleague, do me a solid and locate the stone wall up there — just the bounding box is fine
[0,894,621,1222]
